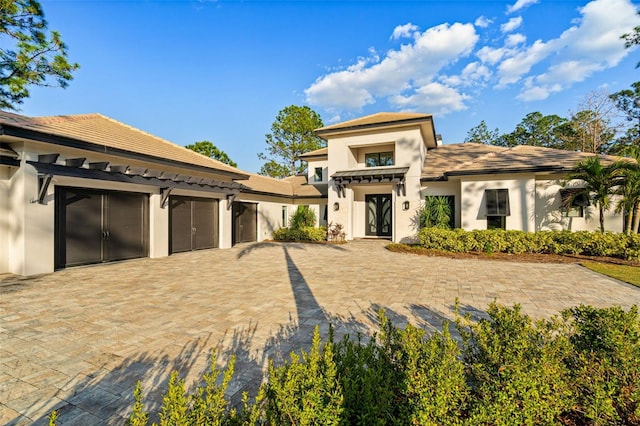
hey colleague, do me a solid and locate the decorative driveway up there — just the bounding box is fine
[1,240,639,425]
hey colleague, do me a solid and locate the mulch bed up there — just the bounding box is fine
[386,244,640,267]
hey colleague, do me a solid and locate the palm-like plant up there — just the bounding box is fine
[615,147,640,234]
[567,156,627,232]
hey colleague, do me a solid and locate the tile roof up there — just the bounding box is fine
[299,147,328,159]
[422,143,628,180]
[316,112,432,133]
[0,111,246,177]
[238,173,326,198]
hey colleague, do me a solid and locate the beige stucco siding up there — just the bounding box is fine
[535,178,623,232]
[459,174,536,231]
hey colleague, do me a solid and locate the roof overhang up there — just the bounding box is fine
[316,116,438,148]
[332,167,409,197]
[0,124,249,180]
[421,165,568,182]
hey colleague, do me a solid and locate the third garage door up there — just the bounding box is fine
[169,196,219,254]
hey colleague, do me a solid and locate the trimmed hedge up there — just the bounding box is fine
[110,303,640,426]
[272,226,327,242]
[417,227,640,261]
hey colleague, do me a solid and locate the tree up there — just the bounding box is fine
[0,0,79,110]
[615,147,640,234]
[185,140,237,167]
[258,105,325,178]
[497,112,572,149]
[464,120,500,145]
[565,90,619,154]
[608,81,640,155]
[567,156,627,232]
[622,11,640,67]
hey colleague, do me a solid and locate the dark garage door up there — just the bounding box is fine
[169,196,219,254]
[55,187,149,269]
[232,202,257,245]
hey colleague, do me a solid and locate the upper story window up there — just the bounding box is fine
[314,167,323,182]
[365,151,394,167]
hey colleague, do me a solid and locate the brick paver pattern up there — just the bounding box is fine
[1,240,639,425]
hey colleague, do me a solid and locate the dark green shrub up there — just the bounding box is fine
[289,205,316,230]
[416,227,640,261]
[458,303,572,425]
[272,226,327,242]
[420,196,453,229]
[563,305,640,425]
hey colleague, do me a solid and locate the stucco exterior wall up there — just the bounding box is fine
[535,178,623,232]
[459,174,536,231]
[307,159,328,184]
[326,126,425,243]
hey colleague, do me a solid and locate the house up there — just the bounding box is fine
[0,110,623,277]
[308,112,624,243]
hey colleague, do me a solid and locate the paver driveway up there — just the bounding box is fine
[1,240,639,425]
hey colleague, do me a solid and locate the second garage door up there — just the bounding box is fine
[170,196,219,253]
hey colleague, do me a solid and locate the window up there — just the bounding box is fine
[560,188,589,218]
[365,151,394,167]
[485,189,510,216]
[282,206,288,227]
[485,189,509,230]
[314,167,323,182]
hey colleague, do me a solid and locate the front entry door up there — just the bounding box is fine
[365,194,392,237]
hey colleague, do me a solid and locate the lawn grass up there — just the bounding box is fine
[581,262,640,287]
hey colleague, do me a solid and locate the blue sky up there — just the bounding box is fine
[19,0,640,173]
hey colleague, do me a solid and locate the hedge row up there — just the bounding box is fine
[272,226,327,242]
[117,303,639,426]
[417,227,640,261]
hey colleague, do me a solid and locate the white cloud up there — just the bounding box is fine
[305,22,478,111]
[501,17,523,33]
[475,16,492,28]
[389,83,470,114]
[391,23,419,40]
[500,0,640,99]
[505,33,526,47]
[506,0,539,14]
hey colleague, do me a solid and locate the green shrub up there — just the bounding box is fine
[272,226,327,242]
[416,227,640,261]
[563,305,640,425]
[459,303,572,425]
[46,304,636,426]
[420,196,453,229]
[289,205,316,230]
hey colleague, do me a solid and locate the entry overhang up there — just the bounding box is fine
[331,167,409,198]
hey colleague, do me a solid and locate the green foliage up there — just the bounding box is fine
[417,227,640,261]
[564,305,640,424]
[419,196,453,229]
[185,140,237,167]
[464,120,500,145]
[289,205,316,230]
[265,326,343,425]
[0,0,79,109]
[494,112,574,150]
[128,381,149,426]
[47,410,58,426]
[459,303,572,425]
[258,105,325,178]
[120,305,640,426]
[272,226,327,242]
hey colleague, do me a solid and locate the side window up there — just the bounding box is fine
[560,189,588,218]
[485,189,509,230]
[282,206,288,228]
[314,167,323,182]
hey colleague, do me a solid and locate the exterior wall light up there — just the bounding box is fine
[402,201,410,211]
[333,202,340,211]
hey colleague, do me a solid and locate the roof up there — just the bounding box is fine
[0,111,248,179]
[299,147,328,160]
[237,173,326,198]
[315,112,438,149]
[422,143,628,180]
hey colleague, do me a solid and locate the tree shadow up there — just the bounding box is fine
[16,242,469,425]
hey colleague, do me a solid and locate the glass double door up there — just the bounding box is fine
[365,194,392,237]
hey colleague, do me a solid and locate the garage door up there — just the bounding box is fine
[55,187,149,269]
[232,202,257,245]
[169,196,219,254]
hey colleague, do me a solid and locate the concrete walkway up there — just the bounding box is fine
[1,240,639,425]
